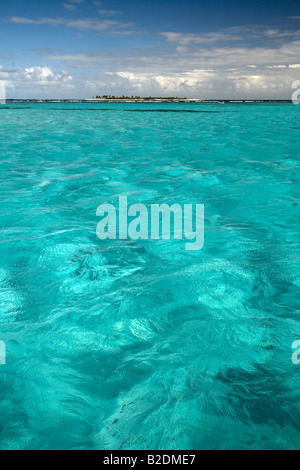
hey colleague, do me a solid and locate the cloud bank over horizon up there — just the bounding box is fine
[1,1,300,99]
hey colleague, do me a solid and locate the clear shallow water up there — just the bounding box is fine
[0,102,299,450]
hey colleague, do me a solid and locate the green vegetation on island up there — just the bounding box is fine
[94,95,188,100]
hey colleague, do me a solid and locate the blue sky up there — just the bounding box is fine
[1,0,300,98]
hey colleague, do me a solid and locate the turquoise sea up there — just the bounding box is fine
[0,102,299,450]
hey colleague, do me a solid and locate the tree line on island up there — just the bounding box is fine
[94,95,188,100]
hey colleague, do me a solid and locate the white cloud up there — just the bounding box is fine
[3,19,300,99]
[0,66,74,97]
[23,66,73,84]
[44,38,300,72]
[100,67,297,98]
[10,16,134,32]
[2,60,298,99]
[161,31,242,45]
[63,3,77,11]
[98,10,122,17]
[161,27,300,45]
[113,70,215,92]
[266,65,286,69]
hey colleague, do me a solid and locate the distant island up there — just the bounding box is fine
[4,99,293,104]
[94,95,188,101]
